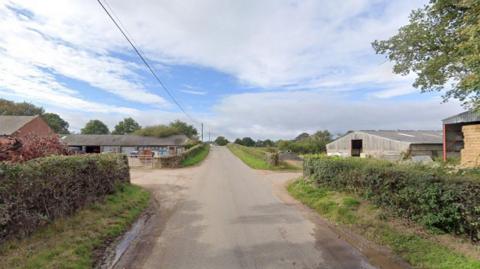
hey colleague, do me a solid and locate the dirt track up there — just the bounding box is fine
[114,146,407,269]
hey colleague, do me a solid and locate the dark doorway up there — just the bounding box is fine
[351,139,363,157]
[85,146,101,153]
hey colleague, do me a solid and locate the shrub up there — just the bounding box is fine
[0,134,69,163]
[304,156,480,241]
[0,153,130,243]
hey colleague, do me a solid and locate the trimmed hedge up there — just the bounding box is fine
[304,156,480,241]
[0,153,130,243]
[156,143,208,168]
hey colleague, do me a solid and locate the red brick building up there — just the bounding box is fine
[0,115,53,138]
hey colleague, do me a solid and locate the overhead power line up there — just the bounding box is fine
[97,0,197,124]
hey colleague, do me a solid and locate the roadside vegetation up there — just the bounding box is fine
[288,155,480,269]
[227,143,300,170]
[181,143,210,167]
[0,184,150,269]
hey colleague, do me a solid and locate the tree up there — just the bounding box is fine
[0,98,44,115]
[241,137,255,147]
[169,120,198,138]
[112,117,141,135]
[214,136,229,146]
[81,120,109,134]
[372,0,480,108]
[294,132,310,141]
[234,138,243,145]
[41,113,70,134]
[263,139,275,147]
[135,124,181,138]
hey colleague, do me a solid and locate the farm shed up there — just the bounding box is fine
[0,115,53,138]
[442,111,480,167]
[62,134,189,156]
[326,130,443,161]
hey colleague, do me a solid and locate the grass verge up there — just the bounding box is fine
[181,144,210,167]
[287,178,480,269]
[227,144,300,171]
[0,184,150,269]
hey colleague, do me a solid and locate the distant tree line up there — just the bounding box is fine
[227,130,332,154]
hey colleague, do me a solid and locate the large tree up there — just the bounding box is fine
[112,117,141,135]
[214,136,229,146]
[169,120,198,138]
[81,120,109,134]
[41,113,70,134]
[372,0,480,107]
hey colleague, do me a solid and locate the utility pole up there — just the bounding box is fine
[208,130,211,142]
[201,123,204,142]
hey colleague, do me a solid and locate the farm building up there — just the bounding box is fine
[0,115,53,138]
[443,111,480,167]
[62,134,189,156]
[326,130,443,161]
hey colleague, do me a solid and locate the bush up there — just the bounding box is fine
[0,134,69,163]
[304,156,480,241]
[0,153,130,243]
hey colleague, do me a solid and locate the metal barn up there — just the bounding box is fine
[326,130,443,161]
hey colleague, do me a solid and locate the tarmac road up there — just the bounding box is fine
[114,146,403,269]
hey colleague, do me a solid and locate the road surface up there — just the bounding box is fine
[115,146,404,269]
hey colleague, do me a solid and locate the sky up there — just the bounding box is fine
[0,0,464,140]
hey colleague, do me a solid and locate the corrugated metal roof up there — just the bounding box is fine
[62,134,189,146]
[359,130,442,144]
[0,115,38,135]
[442,111,480,124]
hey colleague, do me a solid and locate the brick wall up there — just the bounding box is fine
[461,124,480,167]
[13,116,53,138]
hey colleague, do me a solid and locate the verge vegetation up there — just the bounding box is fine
[227,144,300,171]
[288,179,480,269]
[0,184,150,269]
[181,144,210,167]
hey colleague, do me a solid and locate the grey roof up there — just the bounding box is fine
[359,130,442,144]
[442,111,480,125]
[62,134,189,146]
[0,115,38,135]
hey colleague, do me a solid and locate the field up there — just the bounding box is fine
[227,144,301,170]
[0,184,150,269]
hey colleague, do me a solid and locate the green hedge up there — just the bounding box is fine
[0,153,130,243]
[304,156,480,241]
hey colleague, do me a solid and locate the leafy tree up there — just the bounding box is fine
[112,117,141,135]
[0,98,44,115]
[234,138,242,145]
[169,120,198,138]
[277,130,332,154]
[372,0,480,107]
[135,124,181,138]
[41,113,70,134]
[294,132,310,141]
[81,120,109,134]
[263,139,275,147]
[241,137,255,147]
[214,136,229,146]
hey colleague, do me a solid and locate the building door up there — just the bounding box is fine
[351,139,362,157]
[85,145,101,153]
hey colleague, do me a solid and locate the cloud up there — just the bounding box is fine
[206,91,462,140]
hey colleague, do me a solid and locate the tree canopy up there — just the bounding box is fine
[372,0,480,107]
[277,130,332,154]
[214,136,229,146]
[0,98,70,134]
[41,113,70,134]
[135,120,198,138]
[169,120,198,138]
[112,117,141,135]
[81,120,109,134]
[234,137,255,147]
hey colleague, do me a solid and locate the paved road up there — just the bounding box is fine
[115,146,394,269]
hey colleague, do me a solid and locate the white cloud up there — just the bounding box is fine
[206,91,462,140]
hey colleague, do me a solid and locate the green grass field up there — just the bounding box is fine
[227,144,300,171]
[0,184,150,269]
[287,178,480,269]
[181,144,210,167]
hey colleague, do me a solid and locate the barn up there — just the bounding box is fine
[62,134,189,156]
[0,115,53,138]
[326,130,443,161]
[443,111,480,167]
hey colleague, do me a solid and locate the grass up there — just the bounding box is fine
[227,144,301,171]
[0,184,150,269]
[287,178,480,269]
[181,144,210,167]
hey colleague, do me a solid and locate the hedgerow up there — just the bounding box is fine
[304,156,480,241]
[0,153,130,243]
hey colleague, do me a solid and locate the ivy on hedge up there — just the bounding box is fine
[304,156,480,241]
[0,153,130,243]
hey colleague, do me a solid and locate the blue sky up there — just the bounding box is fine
[0,0,463,139]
